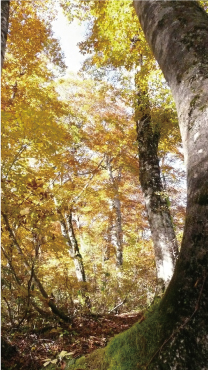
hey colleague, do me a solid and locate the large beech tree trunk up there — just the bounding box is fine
[1,1,10,69]
[133,1,208,368]
[136,84,178,292]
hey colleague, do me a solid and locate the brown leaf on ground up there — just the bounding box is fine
[1,311,143,370]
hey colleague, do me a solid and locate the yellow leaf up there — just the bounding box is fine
[20,207,30,216]
[43,361,51,367]
[51,359,58,364]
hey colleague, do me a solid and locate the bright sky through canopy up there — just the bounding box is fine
[52,5,86,73]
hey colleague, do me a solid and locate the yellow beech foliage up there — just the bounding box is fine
[2,68,156,320]
[1,1,186,327]
[62,0,186,235]
[63,0,183,163]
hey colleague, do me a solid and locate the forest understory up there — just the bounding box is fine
[2,310,143,370]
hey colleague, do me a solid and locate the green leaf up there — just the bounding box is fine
[43,361,51,367]
[51,359,58,364]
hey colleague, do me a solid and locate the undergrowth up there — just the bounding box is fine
[66,299,170,370]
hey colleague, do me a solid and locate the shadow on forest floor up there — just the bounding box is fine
[1,311,143,370]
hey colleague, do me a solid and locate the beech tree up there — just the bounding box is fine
[85,2,207,369]
[135,70,179,292]
[67,0,180,290]
[133,1,208,367]
[1,0,10,69]
[105,155,124,267]
[68,2,208,370]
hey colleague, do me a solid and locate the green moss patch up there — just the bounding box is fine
[66,348,107,370]
[66,301,173,370]
[104,303,165,370]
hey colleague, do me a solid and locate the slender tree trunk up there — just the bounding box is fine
[67,210,87,282]
[103,213,113,262]
[59,209,86,282]
[2,212,71,322]
[2,245,52,318]
[136,81,178,293]
[1,1,10,69]
[133,1,208,368]
[105,155,123,267]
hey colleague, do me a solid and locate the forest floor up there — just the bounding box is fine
[2,311,143,370]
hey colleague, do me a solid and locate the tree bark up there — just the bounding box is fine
[103,212,113,262]
[1,1,10,69]
[59,209,86,282]
[136,82,178,293]
[67,210,87,282]
[105,155,124,267]
[133,1,208,368]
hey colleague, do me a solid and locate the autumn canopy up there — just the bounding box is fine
[1,0,208,370]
